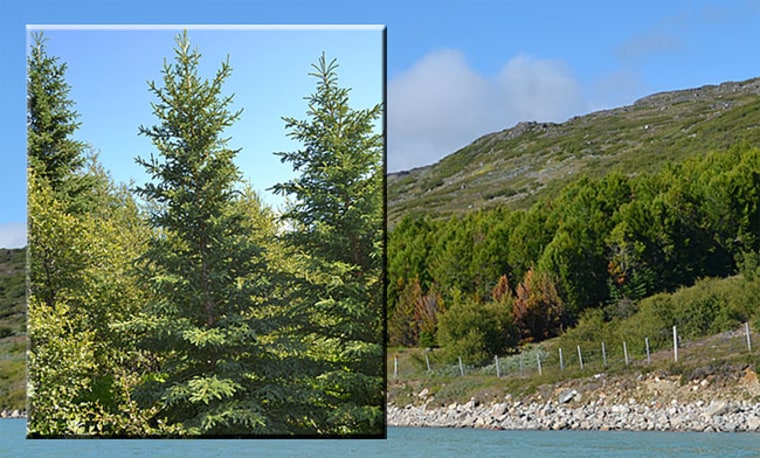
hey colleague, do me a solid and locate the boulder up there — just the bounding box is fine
[611,405,630,415]
[559,389,578,404]
[703,400,729,417]
[746,416,760,431]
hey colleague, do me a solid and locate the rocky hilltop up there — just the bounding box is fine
[388,77,760,225]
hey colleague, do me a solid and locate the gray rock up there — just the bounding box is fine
[703,400,729,417]
[722,422,738,432]
[746,416,760,431]
[490,402,508,416]
[611,405,630,414]
[559,389,578,404]
[386,395,759,432]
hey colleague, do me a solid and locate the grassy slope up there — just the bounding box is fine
[388,77,760,226]
[0,248,26,411]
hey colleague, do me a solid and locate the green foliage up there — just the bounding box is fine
[0,333,25,411]
[0,248,26,340]
[272,52,384,435]
[27,155,170,436]
[555,275,760,358]
[739,250,760,282]
[437,292,518,365]
[27,296,100,435]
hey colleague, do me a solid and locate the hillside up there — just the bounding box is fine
[388,77,760,225]
[0,247,26,412]
[0,248,25,337]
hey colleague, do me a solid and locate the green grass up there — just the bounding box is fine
[389,326,760,407]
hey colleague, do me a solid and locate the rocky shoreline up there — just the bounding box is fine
[388,369,760,433]
[0,409,25,419]
[388,398,760,432]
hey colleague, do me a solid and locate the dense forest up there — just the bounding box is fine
[26,31,383,437]
[388,141,760,363]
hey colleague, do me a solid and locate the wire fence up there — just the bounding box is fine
[391,323,759,382]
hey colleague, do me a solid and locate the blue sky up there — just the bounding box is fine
[1,0,759,248]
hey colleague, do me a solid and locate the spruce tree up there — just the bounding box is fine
[131,31,284,435]
[272,53,384,435]
[27,32,91,208]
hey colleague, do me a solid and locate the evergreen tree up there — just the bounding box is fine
[272,53,384,435]
[27,32,91,208]
[129,31,284,435]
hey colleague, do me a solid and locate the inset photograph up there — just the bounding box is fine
[26,25,385,438]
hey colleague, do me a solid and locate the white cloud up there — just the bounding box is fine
[388,50,587,172]
[495,55,586,125]
[0,222,27,249]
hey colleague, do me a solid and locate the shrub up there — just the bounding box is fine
[437,294,518,365]
[617,292,674,350]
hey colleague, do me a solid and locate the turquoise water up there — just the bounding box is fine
[2,420,758,457]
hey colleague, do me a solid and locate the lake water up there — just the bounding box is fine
[2,419,758,457]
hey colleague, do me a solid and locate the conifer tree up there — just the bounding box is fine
[27,32,91,208]
[272,53,384,435]
[130,31,284,435]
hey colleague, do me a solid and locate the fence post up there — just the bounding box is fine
[425,353,431,373]
[537,353,542,376]
[602,342,607,367]
[577,345,584,370]
[623,341,629,366]
[394,356,398,379]
[673,325,678,363]
[559,348,564,371]
[495,355,501,378]
[458,356,464,376]
[746,322,752,353]
[645,337,651,365]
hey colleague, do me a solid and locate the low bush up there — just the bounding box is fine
[437,295,518,365]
